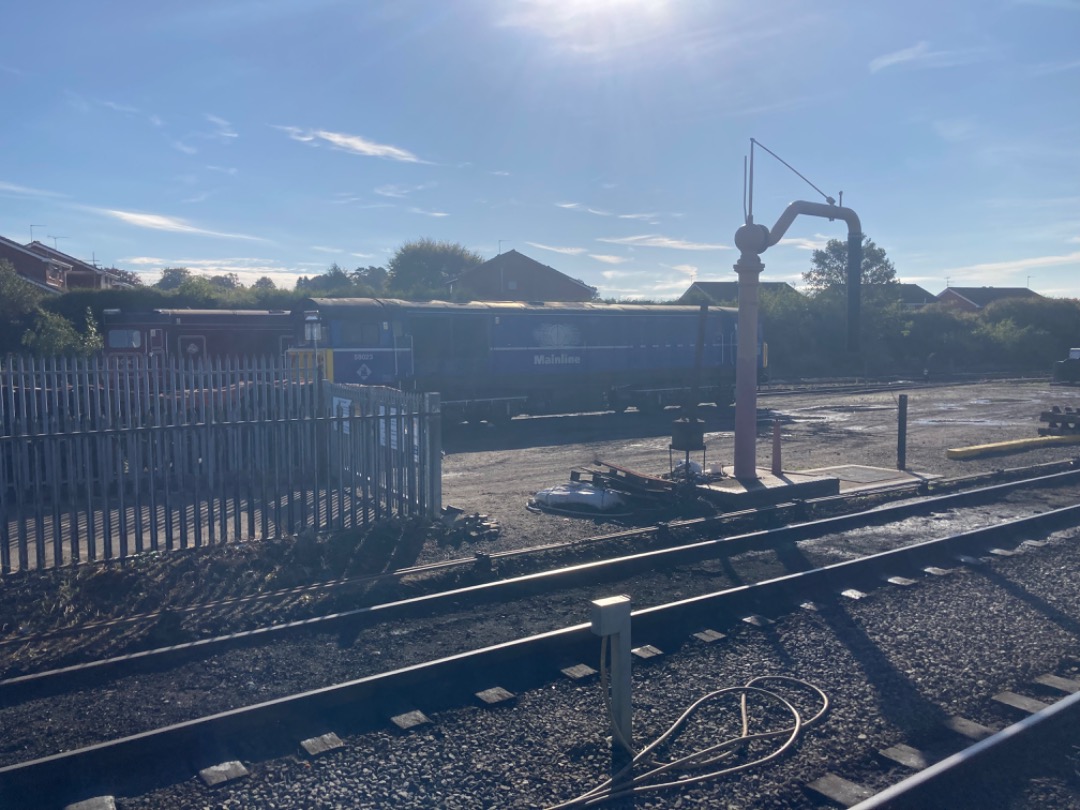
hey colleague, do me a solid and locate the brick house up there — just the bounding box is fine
[0,234,68,293]
[25,241,135,289]
[451,250,597,302]
[678,280,801,305]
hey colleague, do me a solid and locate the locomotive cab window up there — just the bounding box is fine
[107,329,142,349]
[340,321,381,347]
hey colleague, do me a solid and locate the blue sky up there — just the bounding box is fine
[2,0,1078,299]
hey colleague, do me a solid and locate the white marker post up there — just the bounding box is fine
[590,595,632,753]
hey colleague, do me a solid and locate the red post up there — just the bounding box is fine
[771,419,782,476]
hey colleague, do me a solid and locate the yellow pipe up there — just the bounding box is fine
[946,434,1080,459]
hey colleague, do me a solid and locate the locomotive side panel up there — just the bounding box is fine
[304,299,753,419]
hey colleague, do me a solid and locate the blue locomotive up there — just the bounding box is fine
[296,298,762,422]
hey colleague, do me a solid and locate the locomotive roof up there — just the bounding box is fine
[103,309,290,323]
[298,298,735,316]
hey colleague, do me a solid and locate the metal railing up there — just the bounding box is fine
[0,355,441,574]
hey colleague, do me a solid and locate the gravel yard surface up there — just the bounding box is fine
[120,527,1080,809]
[6,379,1080,808]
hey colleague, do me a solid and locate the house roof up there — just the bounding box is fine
[940,286,1043,308]
[26,241,134,287]
[678,280,800,304]
[0,234,72,268]
[458,249,596,295]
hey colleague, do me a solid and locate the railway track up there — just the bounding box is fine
[2,470,1080,806]
[3,459,1075,679]
[2,466,1078,698]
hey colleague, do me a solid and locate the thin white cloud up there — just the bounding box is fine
[375,182,435,198]
[206,165,238,176]
[172,141,198,155]
[102,100,139,114]
[597,234,729,250]
[276,125,422,163]
[351,252,376,259]
[933,118,977,142]
[669,263,698,276]
[312,246,344,254]
[97,208,265,241]
[1028,58,1080,76]
[490,170,511,176]
[0,180,66,199]
[409,207,449,217]
[942,250,1080,277]
[205,114,238,139]
[556,202,581,209]
[527,242,587,255]
[778,235,828,250]
[589,254,627,264]
[869,41,988,73]
[617,212,660,221]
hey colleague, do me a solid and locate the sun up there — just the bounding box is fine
[498,0,673,55]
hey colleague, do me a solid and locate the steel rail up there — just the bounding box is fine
[850,689,1080,810]
[3,459,1073,654]
[2,500,1079,808]
[3,467,1078,701]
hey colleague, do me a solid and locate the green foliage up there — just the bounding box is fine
[296,263,374,297]
[0,260,45,354]
[154,267,192,290]
[803,236,897,292]
[386,238,483,296]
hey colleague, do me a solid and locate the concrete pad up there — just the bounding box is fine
[993,691,1051,715]
[199,760,249,788]
[698,468,838,510]
[475,686,515,706]
[799,464,937,494]
[390,710,432,730]
[561,663,598,681]
[301,732,344,757]
[944,715,995,741]
[631,644,662,660]
[692,629,726,643]
[1034,674,1080,694]
[64,798,116,810]
[879,743,931,770]
[805,773,874,806]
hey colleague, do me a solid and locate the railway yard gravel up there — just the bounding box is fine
[4,379,1080,807]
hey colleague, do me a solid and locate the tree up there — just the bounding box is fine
[20,311,96,356]
[386,239,482,296]
[352,265,388,292]
[253,276,276,290]
[802,236,897,292]
[105,267,143,286]
[208,272,242,290]
[0,260,44,354]
[155,267,192,290]
[295,263,362,296]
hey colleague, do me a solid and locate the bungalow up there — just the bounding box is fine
[678,280,801,306]
[451,250,597,302]
[937,286,1044,313]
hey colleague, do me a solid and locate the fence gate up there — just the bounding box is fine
[0,355,442,574]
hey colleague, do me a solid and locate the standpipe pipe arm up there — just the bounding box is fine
[752,200,865,354]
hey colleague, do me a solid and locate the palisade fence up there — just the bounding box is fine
[0,354,442,575]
